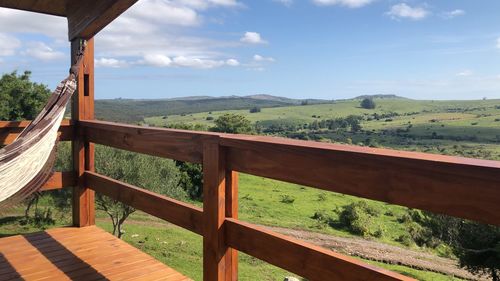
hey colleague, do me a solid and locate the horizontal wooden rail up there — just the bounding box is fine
[40,172,77,191]
[0,120,74,145]
[81,120,217,164]
[84,171,203,235]
[225,219,413,281]
[80,120,500,226]
[221,135,500,226]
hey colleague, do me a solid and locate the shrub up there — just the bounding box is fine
[397,233,414,247]
[360,98,376,109]
[280,194,295,204]
[337,201,381,237]
[249,106,261,113]
[317,193,327,202]
[206,116,214,121]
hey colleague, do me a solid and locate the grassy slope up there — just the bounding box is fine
[145,98,500,158]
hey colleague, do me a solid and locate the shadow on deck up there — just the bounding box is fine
[0,226,190,281]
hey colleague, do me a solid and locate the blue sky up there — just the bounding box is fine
[1,0,500,100]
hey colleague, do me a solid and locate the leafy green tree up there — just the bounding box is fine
[423,213,500,280]
[0,71,51,120]
[94,146,186,238]
[249,106,261,113]
[211,113,253,134]
[360,98,376,109]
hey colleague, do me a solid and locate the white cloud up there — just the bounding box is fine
[0,33,21,56]
[141,54,173,67]
[312,0,374,8]
[0,8,66,39]
[253,54,275,62]
[172,56,225,68]
[386,3,429,20]
[138,54,239,68]
[226,58,240,66]
[442,9,465,19]
[95,58,129,68]
[240,32,267,44]
[24,42,65,61]
[456,70,473,77]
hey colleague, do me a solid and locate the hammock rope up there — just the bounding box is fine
[0,40,86,211]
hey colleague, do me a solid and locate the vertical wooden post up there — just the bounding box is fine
[71,38,95,227]
[203,138,238,281]
[225,170,238,281]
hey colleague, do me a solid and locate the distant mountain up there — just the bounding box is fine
[354,94,408,100]
[95,95,333,123]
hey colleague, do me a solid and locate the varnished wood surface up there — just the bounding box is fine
[85,171,204,235]
[81,119,500,226]
[0,120,73,145]
[225,219,414,281]
[66,0,138,40]
[81,120,218,164]
[0,0,66,16]
[71,39,95,227]
[40,172,76,191]
[0,226,191,281]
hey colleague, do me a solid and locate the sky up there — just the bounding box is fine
[1,0,500,100]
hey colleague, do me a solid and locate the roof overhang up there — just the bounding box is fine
[0,0,138,40]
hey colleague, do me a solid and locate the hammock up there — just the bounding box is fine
[0,43,85,211]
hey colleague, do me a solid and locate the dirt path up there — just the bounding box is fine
[115,218,485,280]
[266,226,484,281]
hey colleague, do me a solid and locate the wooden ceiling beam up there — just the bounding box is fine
[0,0,67,17]
[66,0,138,40]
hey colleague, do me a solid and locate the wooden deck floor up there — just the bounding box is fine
[0,226,191,281]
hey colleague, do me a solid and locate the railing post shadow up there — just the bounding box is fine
[203,137,238,281]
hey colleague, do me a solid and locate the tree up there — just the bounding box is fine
[0,71,51,120]
[360,98,376,109]
[423,213,500,280]
[211,113,253,134]
[94,146,186,238]
[249,106,261,113]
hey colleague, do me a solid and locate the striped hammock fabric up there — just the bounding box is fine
[0,75,77,211]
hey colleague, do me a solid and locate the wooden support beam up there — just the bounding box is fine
[225,219,414,281]
[80,120,217,164]
[221,135,500,226]
[203,138,231,281]
[66,0,138,40]
[40,172,77,191]
[85,171,204,235]
[0,120,73,145]
[0,0,67,17]
[225,171,238,281]
[71,38,95,227]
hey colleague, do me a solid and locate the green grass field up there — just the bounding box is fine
[145,98,500,160]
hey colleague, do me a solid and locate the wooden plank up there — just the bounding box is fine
[0,120,73,145]
[225,219,414,281]
[225,171,238,281]
[202,139,229,281]
[71,38,95,227]
[0,226,191,281]
[40,172,77,191]
[66,0,138,40]
[84,171,204,235]
[0,0,66,16]
[81,120,218,164]
[221,135,500,226]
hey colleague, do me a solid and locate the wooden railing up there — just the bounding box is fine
[1,119,500,281]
